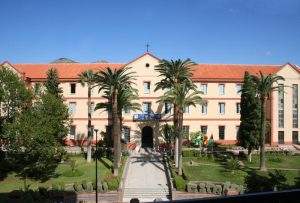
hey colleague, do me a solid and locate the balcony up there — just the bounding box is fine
[133,113,161,121]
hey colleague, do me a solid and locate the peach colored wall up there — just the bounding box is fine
[272,64,300,144]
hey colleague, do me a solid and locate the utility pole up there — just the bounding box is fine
[94,128,99,203]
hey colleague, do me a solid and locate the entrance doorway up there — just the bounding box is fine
[141,126,153,148]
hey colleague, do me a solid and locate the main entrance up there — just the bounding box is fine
[141,126,153,148]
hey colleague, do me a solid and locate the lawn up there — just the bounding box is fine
[181,153,300,187]
[0,155,126,193]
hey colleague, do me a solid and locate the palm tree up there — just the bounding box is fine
[95,85,140,166]
[94,67,135,176]
[155,59,195,167]
[79,70,96,163]
[158,83,203,175]
[251,72,284,171]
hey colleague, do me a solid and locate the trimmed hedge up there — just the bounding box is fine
[186,181,244,195]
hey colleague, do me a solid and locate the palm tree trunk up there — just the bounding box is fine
[112,89,120,176]
[118,115,122,167]
[87,86,92,163]
[173,104,179,168]
[260,97,267,171]
[178,110,184,176]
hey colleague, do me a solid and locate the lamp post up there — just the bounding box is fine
[94,128,99,203]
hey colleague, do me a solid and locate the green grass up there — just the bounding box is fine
[182,154,300,187]
[0,155,126,192]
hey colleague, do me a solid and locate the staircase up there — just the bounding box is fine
[122,148,171,202]
[123,187,171,202]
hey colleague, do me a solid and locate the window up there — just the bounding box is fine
[236,103,241,114]
[122,126,130,143]
[236,84,242,95]
[292,84,298,128]
[183,106,189,114]
[278,84,284,128]
[219,126,225,140]
[218,102,225,115]
[70,83,76,94]
[164,102,171,114]
[145,63,150,67]
[201,104,207,115]
[278,131,284,144]
[200,126,208,135]
[143,82,150,94]
[182,126,190,137]
[68,102,76,115]
[292,131,299,144]
[142,102,151,114]
[218,84,225,95]
[236,126,240,139]
[69,125,76,139]
[200,84,207,95]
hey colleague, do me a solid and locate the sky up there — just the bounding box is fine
[0,0,300,65]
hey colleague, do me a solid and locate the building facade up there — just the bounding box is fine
[1,53,300,147]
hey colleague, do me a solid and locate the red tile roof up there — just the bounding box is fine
[12,63,124,80]
[191,64,281,82]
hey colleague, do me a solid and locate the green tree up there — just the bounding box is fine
[0,66,32,143]
[94,67,136,176]
[158,83,203,175]
[251,72,284,171]
[5,92,69,180]
[238,72,261,162]
[44,68,62,97]
[79,70,96,163]
[155,59,195,167]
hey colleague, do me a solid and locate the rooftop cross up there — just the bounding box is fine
[146,43,150,52]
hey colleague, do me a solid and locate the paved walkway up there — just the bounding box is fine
[123,148,170,202]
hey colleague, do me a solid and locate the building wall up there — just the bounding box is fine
[271,64,300,145]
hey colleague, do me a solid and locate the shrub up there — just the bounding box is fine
[9,190,24,199]
[81,180,87,190]
[62,169,84,177]
[187,183,198,193]
[59,182,65,191]
[107,178,119,190]
[102,182,109,192]
[205,182,214,193]
[226,157,240,173]
[245,171,272,192]
[268,156,283,163]
[213,184,222,195]
[85,182,93,192]
[38,187,49,198]
[73,182,83,192]
[198,182,206,193]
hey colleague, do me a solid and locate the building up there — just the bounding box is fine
[1,53,300,147]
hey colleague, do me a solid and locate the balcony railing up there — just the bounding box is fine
[133,113,161,121]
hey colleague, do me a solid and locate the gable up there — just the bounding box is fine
[0,61,23,76]
[125,53,160,77]
[276,63,300,79]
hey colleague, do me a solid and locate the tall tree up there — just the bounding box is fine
[155,59,195,167]
[95,85,140,166]
[251,72,284,171]
[238,72,260,162]
[0,66,32,139]
[94,67,136,176]
[79,70,96,163]
[158,83,203,175]
[45,68,62,97]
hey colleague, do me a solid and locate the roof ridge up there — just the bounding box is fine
[195,63,282,66]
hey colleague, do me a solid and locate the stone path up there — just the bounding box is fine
[123,148,170,202]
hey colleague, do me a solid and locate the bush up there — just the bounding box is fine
[187,182,198,193]
[226,157,240,173]
[92,180,103,192]
[62,169,84,177]
[52,183,60,191]
[198,182,206,193]
[268,156,283,163]
[102,182,109,192]
[245,171,272,192]
[85,182,93,192]
[213,184,222,195]
[81,180,87,190]
[38,187,48,198]
[205,182,214,193]
[9,190,24,199]
[73,182,83,192]
[58,182,65,191]
[107,178,119,190]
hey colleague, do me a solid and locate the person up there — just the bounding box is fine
[130,198,139,203]
[208,134,214,153]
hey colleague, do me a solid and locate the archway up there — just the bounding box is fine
[141,126,153,148]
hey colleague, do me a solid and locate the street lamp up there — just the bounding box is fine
[94,128,99,203]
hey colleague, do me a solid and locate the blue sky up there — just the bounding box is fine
[0,0,300,64]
